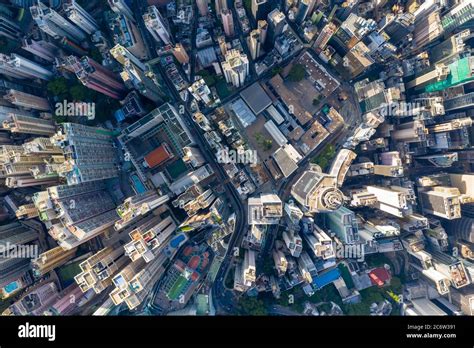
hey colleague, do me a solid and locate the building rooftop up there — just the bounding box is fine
[240,82,272,116]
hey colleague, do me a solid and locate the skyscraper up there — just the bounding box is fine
[63,55,128,99]
[196,0,209,17]
[215,0,228,15]
[267,9,287,44]
[31,246,77,277]
[3,89,50,111]
[30,1,87,44]
[325,206,360,244]
[143,6,172,45]
[51,123,120,185]
[111,45,164,103]
[108,0,135,23]
[313,22,336,50]
[106,11,147,59]
[251,0,271,22]
[172,43,190,64]
[34,181,120,249]
[0,6,22,40]
[221,9,234,37]
[75,247,128,293]
[222,49,249,87]
[115,191,169,230]
[0,222,38,289]
[291,169,344,213]
[22,35,59,62]
[441,0,474,34]
[63,0,99,35]
[0,53,54,80]
[295,0,314,24]
[2,114,56,136]
[249,29,262,60]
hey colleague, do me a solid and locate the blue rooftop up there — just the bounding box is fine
[312,268,341,290]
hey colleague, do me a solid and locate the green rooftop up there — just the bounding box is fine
[425,57,474,92]
[166,159,188,180]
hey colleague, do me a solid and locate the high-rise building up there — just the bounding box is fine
[0,53,54,80]
[325,206,360,244]
[272,249,288,277]
[282,230,303,257]
[221,9,234,37]
[295,0,315,24]
[51,123,120,185]
[196,0,209,16]
[0,6,22,40]
[169,164,214,195]
[258,20,268,43]
[215,0,228,15]
[63,0,99,35]
[222,49,249,87]
[267,9,287,44]
[173,43,190,64]
[143,6,172,45]
[419,187,462,220]
[63,55,127,99]
[391,120,428,143]
[381,12,414,44]
[110,44,146,72]
[109,252,168,310]
[0,138,63,188]
[123,215,176,263]
[313,22,336,50]
[3,281,59,315]
[0,222,38,289]
[33,182,120,250]
[298,251,316,283]
[45,283,86,315]
[30,1,87,44]
[303,223,335,261]
[106,11,147,59]
[441,0,474,34]
[243,249,256,285]
[2,114,56,136]
[251,0,271,22]
[291,169,344,213]
[3,89,50,111]
[22,35,59,62]
[249,29,262,60]
[413,7,443,49]
[444,92,474,113]
[31,246,77,277]
[108,0,135,23]
[110,44,164,103]
[75,247,129,293]
[182,146,205,168]
[248,194,282,225]
[115,191,170,230]
[364,185,415,217]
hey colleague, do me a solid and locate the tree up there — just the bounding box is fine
[271,66,283,76]
[263,139,273,151]
[69,84,89,101]
[90,48,103,64]
[237,296,268,316]
[47,78,69,100]
[311,144,336,170]
[288,64,305,82]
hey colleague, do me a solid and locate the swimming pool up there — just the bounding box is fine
[131,174,146,194]
[4,281,19,294]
